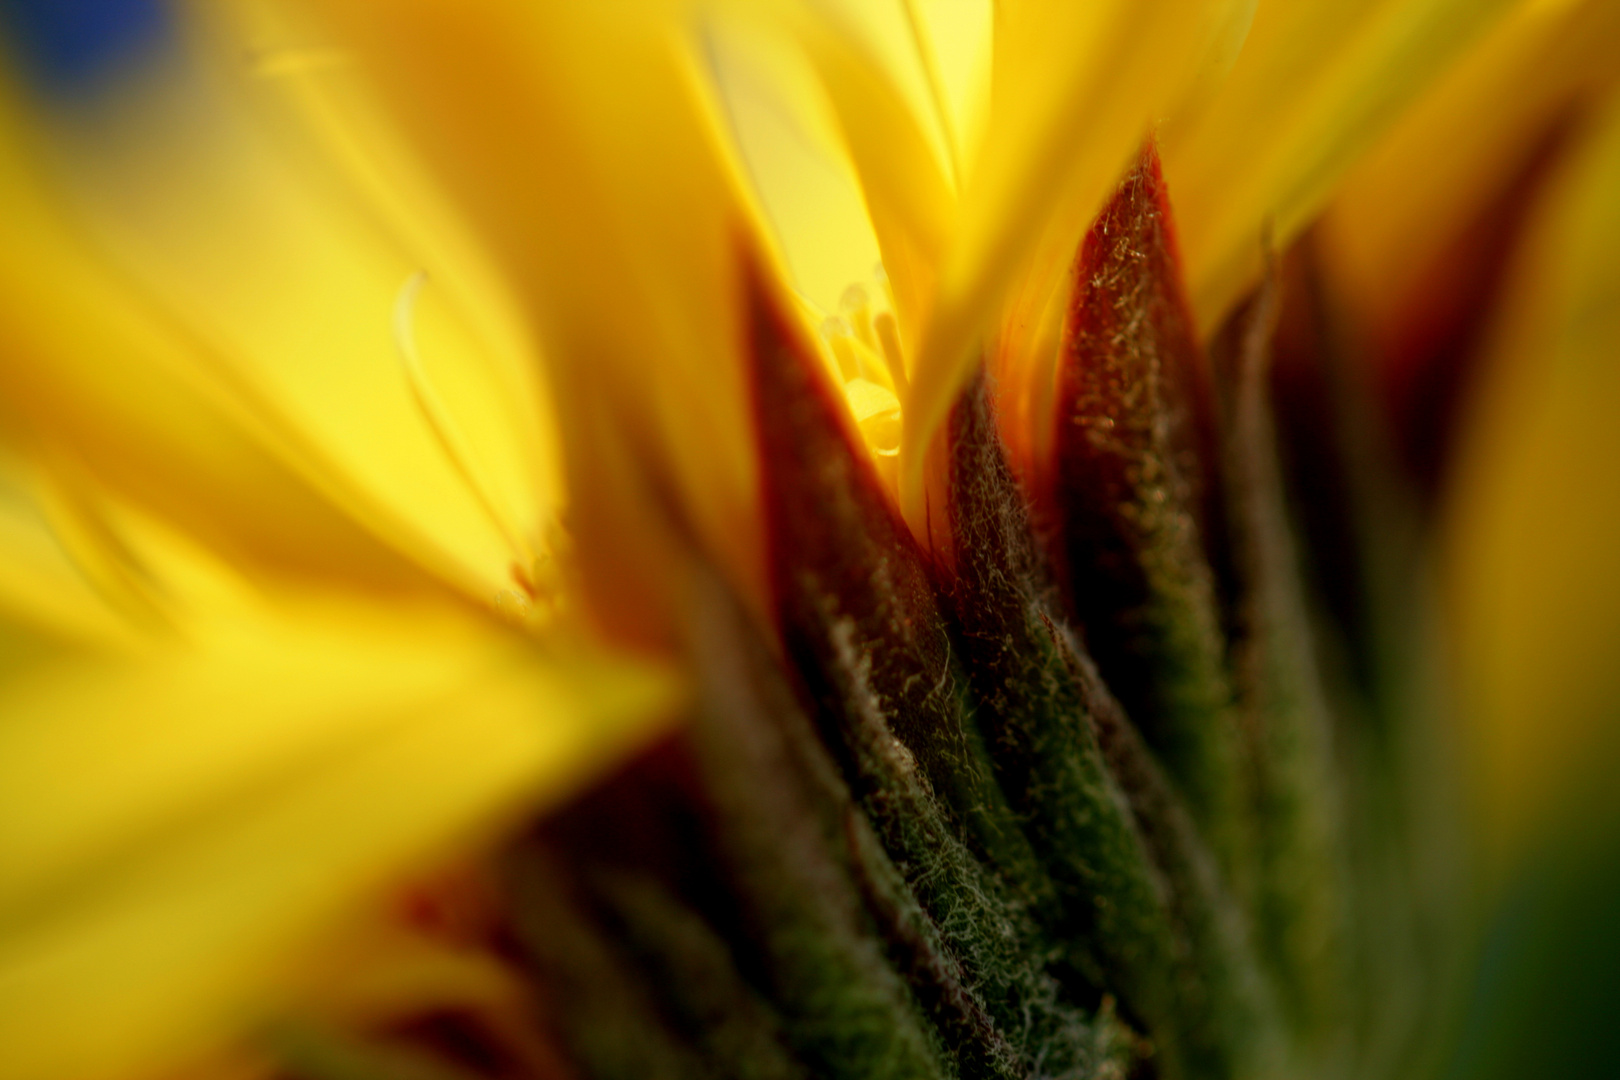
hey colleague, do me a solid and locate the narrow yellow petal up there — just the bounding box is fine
[791,4,957,347]
[0,448,680,1080]
[0,450,138,651]
[805,0,963,188]
[1322,0,1620,340]
[0,593,679,1080]
[289,912,529,1032]
[5,27,554,600]
[1164,0,1519,334]
[292,0,773,632]
[1444,87,1620,867]
[900,0,1234,536]
[214,0,565,558]
[704,16,883,317]
[0,86,455,602]
[904,0,995,179]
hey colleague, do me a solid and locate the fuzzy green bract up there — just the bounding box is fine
[294,145,1455,1080]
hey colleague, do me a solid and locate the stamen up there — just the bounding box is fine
[873,312,909,398]
[839,283,877,351]
[873,262,896,313]
[814,267,914,474]
[843,378,903,458]
[393,271,534,571]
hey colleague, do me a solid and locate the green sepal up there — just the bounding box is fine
[680,568,956,1080]
[1052,143,1253,891]
[745,277,1111,1076]
[1209,262,1353,1044]
[945,373,1285,1080]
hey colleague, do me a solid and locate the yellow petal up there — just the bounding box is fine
[0,448,138,651]
[4,22,555,600]
[789,3,957,347]
[805,0,966,188]
[0,550,680,1080]
[704,15,884,317]
[901,0,1238,536]
[1164,0,1520,334]
[1322,0,1620,340]
[905,0,995,176]
[0,83,454,602]
[289,0,773,632]
[0,440,680,1080]
[1443,87,1620,867]
[290,911,526,1031]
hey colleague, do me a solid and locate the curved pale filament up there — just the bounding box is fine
[393,272,535,578]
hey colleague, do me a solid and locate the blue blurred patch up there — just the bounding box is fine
[0,0,172,95]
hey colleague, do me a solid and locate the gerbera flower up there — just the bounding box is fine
[0,1,1615,1079]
